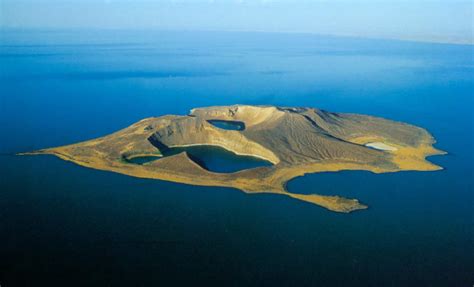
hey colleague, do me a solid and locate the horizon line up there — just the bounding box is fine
[1,26,472,46]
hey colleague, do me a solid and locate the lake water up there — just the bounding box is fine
[0,30,473,286]
[207,119,246,130]
[126,145,272,173]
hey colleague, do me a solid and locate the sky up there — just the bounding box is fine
[0,0,472,44]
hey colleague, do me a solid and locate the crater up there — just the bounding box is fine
[163,145,272,173]
[207,119,245,131]
[125,143,272,173]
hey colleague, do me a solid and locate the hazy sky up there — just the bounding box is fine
[1,0,472,44]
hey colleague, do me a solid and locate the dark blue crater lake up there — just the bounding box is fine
[0,29,472,287]
[207,119,246,130]
[126,145,272,173]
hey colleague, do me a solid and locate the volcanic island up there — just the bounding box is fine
[22,105,446,213]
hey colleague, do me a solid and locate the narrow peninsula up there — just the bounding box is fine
[21,105,445,213]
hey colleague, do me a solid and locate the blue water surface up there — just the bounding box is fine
[207,119,245,130]
[0,29,473,286]
[126,145,272,173]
